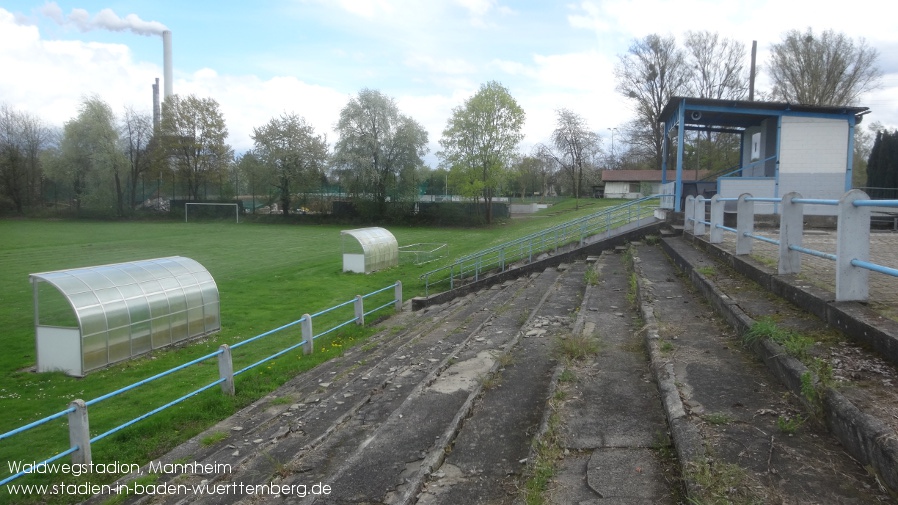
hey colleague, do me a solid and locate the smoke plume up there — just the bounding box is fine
[40,2,167,36]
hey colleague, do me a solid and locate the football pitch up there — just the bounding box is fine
[0,200,620,499]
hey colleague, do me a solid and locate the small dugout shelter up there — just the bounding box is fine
[659,97,869,214]
[341,227,398,274]
[31,256,220,376]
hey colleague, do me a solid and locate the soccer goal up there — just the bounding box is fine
[185,203,240,223]
[398,243,448,265]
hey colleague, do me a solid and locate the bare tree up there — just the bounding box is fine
[615,34,691,169]
[684,31,747,100]
[767,28,881,106]
[121,107,154,210]
[537,109,601,209]
[0,105,51,213]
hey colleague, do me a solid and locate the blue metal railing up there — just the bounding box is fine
[685,191,898,301]
[419,196,669,295]
[0,282,401,487]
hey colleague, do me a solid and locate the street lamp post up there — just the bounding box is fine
[607,127,617,168]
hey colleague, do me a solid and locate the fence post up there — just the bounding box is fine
[355,295,365,325]
[694,196,706,236]
[684,195,695,234]
[710,195,724,244]
[302,315,313,355]
[68,399,91,465]
[736,193,754,255]
[394,281,403,311]
[779,192,804,275]
[836,189,871,301]
[218,344,235,396]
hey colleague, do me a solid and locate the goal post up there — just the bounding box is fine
[184,203,240,223]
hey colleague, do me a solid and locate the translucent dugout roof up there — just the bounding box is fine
[341,227,398,274]
[31,256,220,375]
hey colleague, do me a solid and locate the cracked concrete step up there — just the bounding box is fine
[92,276,531,505]
[417,262,589,505]
[635,243,889,503]
[543,251,675,504]
[267,266,568,504]
[660,234,898,497]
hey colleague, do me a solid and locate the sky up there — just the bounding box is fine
[2,0,898,168]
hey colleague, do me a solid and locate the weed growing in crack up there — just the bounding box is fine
[584,266,599,286]
[557,334,600,361]
[704,412,733,425]
[521,399,563,504]
[776,415,805,434]
[558,367,576,383]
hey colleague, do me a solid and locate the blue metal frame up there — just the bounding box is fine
[660,97,867,213]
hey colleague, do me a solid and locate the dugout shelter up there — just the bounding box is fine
[341,227,399,274]
[30,256,220,376]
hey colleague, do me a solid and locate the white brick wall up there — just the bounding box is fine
[779,116,848,174]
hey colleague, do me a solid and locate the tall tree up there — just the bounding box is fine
[511,155,553,201]
[252,113,328,216]
[537,109,601,209]
[0,105,51,213]
[159,94,232,201]
[684,31,747,100]
[57,96,125,214]
[121,107,154,210]
[333,89,429,218]
[615,34,690,169]
[439,81,525,223]
[867,129,898,199]
[767,28,881,106]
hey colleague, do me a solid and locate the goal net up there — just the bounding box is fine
[185,203,240,223]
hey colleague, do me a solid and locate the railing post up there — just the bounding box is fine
[684,195,695,234]
[836,189,871,301]
[354,295,365,325]
[302,314,313,355]
[710,195,724,244]
[500,248,505,272]
[779,192,804,275]
[394,281,402,311]
[694,196,706,236]
[68,399,91,465]
[218,344,235,396]
[736,193,754,255]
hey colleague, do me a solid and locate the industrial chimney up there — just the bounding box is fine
[162,30,173,99]
[152,78,160,129]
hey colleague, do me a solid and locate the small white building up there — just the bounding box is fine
[659,97,869,214]
[602,170,710,199]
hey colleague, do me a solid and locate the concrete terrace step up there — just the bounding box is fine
[416,262,588,504]
[543,250,675,504]
[635,241,892,503]
[85,274,533,505]
[278,266,568,504]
